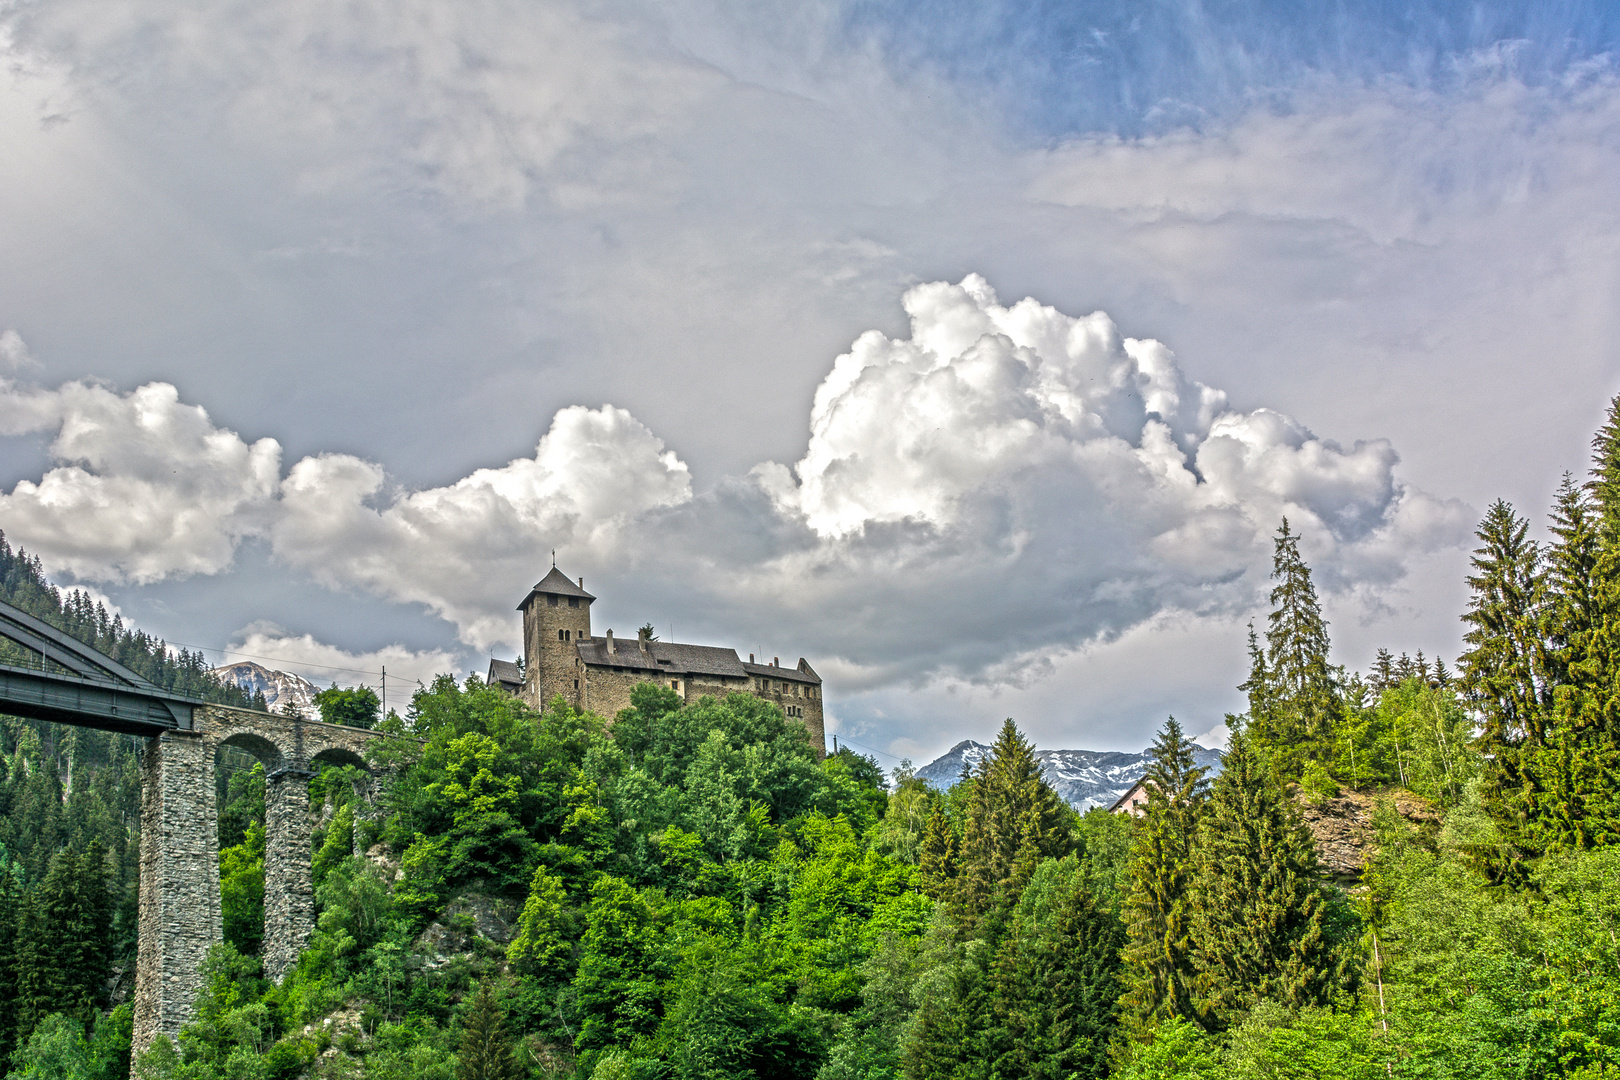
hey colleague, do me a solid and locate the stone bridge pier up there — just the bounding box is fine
[131,706,384,1062]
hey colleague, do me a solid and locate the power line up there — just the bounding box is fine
[829,733,908,765]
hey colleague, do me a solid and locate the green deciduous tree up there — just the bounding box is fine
[314,684,382,730]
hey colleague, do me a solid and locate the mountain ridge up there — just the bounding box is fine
[916,738,1224,811]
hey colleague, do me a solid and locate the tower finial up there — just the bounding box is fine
[551,548,556,567]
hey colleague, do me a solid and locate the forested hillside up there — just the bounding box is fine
[7,393,1620,1078]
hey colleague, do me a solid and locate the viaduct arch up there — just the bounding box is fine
[0,596,392,1064]
[134,706,387,1058]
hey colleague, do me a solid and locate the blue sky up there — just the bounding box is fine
[1,0,1617,762]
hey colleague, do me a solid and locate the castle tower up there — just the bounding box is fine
[518,566,594,711]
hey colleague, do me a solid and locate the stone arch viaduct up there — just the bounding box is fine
[0,597,391,1063]
[134,706,387,1058]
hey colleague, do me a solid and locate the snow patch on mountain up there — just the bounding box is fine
[917,739,1224,812]
[212,660,320,719]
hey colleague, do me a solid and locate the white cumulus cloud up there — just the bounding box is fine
[0,277,1472,696]
[0,378,280,582]
[269,404,692,650]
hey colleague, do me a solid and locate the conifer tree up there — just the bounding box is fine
[947,720,1069,938]
[457,980,523,1080]
[916,802,958,899]
[1245,520,1342,777]
[991,857,1124,1080]
[1119,718,1209,1035]
[0,860,20,1064]
[1460,500,1551,826]
[1185,730,1346,1031]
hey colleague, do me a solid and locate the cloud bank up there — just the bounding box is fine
[0,276,1471,694]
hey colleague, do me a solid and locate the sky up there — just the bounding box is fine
[1,0,1618,765]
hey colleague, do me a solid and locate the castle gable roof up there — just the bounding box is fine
[486,658,523,691]
[577,637,748,678]
[518,566,596,609]
[742,659,821,685]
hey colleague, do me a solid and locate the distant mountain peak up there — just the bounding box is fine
[916,738,1223,811]
[211,660,320,720]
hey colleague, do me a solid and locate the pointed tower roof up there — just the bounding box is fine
[517,566,596,609]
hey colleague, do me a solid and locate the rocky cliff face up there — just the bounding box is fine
[211,660,320,718]
[918,739,1224,811]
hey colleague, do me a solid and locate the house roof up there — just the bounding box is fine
[576,636,750,679]
[517,566,596,609]
[486,658,522,689]
[1107,777,1152,813]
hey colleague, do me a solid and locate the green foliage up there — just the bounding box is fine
[1186,731,1350,1031]
[1119,717,1209,1036]
[220,820,266,956]
[314,684,382,730]
[1243,519,1345,778]
[947,719,1072,937]
[989,856,1123,1079]
[456,981,522,1080]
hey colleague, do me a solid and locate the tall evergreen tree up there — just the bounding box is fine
[1118,718,1210,1035]
[1243,519,1342,777]
[947,720,1069,938]
[1460,500,1551,848]
[1185,731,1347,1031]
[457,980,523,1080]
[915,802,958,899]
[990,857,1124,1080]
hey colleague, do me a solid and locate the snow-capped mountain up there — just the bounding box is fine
[917,739,1224,811]
[211,661,320,719]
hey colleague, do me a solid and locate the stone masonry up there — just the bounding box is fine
[130,705,387,1065]
[513,566,826,755]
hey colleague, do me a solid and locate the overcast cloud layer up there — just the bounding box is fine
[0,0,1617,759]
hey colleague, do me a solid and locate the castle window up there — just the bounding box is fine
[548,595,558,607]
[574,679,579,689]
[569,597,579,608]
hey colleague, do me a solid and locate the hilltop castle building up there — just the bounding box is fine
[487,567,825,752]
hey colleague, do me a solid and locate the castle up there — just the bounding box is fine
[487,566,826,752]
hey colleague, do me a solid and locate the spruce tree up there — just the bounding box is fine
[947,720,1069,938]
[457,980,522,1080]
[990,857,1124,1080]
[1460,500,1551,841]
[1246,519,1342,777]
[916,801,958,898]
[1185,730,1346,1031]
[1118,718,1209,1036]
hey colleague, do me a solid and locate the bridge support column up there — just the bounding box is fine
[263,766,315,983]
[132,731,221,1063]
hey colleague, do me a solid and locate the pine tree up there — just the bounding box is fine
[900,944,996,1080]
[1185,731,1346,1031]
[947,720,1069,938]
[457,980,522,1080]
[1118,718,1210,1036]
